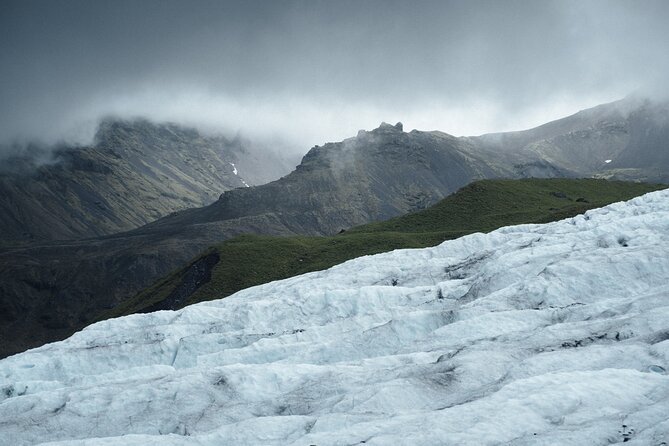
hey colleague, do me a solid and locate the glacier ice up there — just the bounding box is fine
[2,190,669,445]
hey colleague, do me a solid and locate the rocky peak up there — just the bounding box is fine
[356,122,404,139]
[375,121,404,132]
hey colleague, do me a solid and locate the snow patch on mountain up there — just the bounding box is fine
[2,190,669,445]
[229,162,249,187]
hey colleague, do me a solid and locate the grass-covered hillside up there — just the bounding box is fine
[103,178,666,319]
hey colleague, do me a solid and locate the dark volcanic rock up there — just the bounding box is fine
[139,251,221,313]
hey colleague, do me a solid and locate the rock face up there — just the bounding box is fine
[0,119,294,241]
[139,251,221,313]
[2,189,669,445]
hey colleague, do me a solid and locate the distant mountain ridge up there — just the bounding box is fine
[138,121,508,237]
[0,118,294,241]
[467,96,669,182]
[1,96,669,358]
[140,96,669,239]
[2,97,665,243]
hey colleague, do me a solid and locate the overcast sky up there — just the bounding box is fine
[1,0,668,151]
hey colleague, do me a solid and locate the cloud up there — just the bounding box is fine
[1,0,668,152]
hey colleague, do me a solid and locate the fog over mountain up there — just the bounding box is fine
[1,0,669,152]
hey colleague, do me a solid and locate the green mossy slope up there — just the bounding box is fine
[105,178,665,319]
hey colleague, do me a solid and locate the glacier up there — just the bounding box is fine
[2,190,669,445]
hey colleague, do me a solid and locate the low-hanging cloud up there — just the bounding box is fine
[1,0,668,153]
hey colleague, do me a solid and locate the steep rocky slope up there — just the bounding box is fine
[0,119,294,241]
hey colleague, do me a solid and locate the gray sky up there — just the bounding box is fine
[1,0,668,151]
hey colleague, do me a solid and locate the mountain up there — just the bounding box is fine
[2,189,669,445]
[0,122,509,358]
[0,119,295,241]
[108,178,665,317]
[2,97,669,358]
[468,96,669,182]
[2,96,667,244]
[134,121,510,237]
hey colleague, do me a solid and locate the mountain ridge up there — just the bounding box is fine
[467,96,669,182]
[1,97,669,358]
[0,118,295,241]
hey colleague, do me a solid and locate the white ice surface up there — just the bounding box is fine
[2,190,669,445]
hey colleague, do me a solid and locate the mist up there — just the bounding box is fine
[1,0,668,154]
